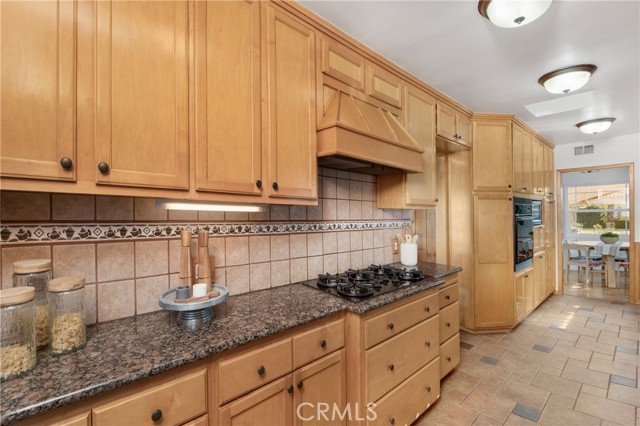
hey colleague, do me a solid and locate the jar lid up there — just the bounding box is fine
[48,276,85,292]
[13,259,52,274]
[0,287,36,307]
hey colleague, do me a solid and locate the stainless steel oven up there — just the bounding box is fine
[514,197,534,271]
[532,200,542,226]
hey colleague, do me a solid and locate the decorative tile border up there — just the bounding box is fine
[0,220,411,245]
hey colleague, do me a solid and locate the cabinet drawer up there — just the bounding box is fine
[440,333,460,379]
[366,315,439,403]
[365,291,439,349]
[92,369,207,426]
[218,338,292,404]
[439,282,459,307]
[365,62,402,108]
[293,317,344,369]
[439,301,459,343]
[321,36,365,90]
[183,414,208,426]
[367,357,440,426]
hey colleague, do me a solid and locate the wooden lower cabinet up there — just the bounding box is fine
[515,267,533,323]
[185,415,210,426]
[439,333,460,379]
[533,251,546,306]
[219,375,293,426]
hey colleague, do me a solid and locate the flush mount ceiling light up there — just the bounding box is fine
[538,64,597,94]
[576,118,616,135]
[478,0,552,28]
[155,199,265,212]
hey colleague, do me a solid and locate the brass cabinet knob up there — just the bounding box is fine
[60,157,73,169]
[446,322,451,327]
[257,365,266,376]
[98,162,110,174]
[151,409,162,422]
[387,322,394,330]
[320,339,327,348]
[272,182,279,190]
[426,386,432,392]
[256,179,262,189]
[447,356,452,362]
[424,306,430,313]
[297,380,304,389]
[445,295,451,300]
[390,418,395,425]
[388,364,395,371]
[425,341,431,348]
[288,385,294,394]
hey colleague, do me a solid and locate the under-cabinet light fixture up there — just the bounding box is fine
[538,64,597,94]
[478,0,552,28]
[575,118,616,135]
[155,199,265,212]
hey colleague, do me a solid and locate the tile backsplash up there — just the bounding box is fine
[0,169,411,324]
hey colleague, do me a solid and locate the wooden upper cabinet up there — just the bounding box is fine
[194,1,262,196]
[264,5,317,200]
[377,84,436,209]
[544,145,554,198]
[0,0,76,181]
[531,137,545,196]
[95,1,189,190]
[320,37,365,91]
[473,119,513,192]
[512,124,533,194]
[365,62,402,108]
[436,102,471,148]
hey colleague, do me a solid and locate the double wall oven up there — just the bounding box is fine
[514,197,538,271]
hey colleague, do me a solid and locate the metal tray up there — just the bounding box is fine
[158,284,228,327]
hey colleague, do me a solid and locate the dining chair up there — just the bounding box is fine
[615,248,630,286]
[563,243,603,286]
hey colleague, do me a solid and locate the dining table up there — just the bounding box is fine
[568,240,630,288]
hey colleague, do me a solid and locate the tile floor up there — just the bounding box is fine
[563,270,630,304]
[417,294,640,426]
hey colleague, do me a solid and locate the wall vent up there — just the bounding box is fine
[574,145,594,156]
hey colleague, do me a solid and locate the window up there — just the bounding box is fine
[566,184,630,237]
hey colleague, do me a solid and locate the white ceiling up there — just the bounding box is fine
[300,0,640,146]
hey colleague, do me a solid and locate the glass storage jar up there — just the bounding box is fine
[48,276,86,356]
[13,259,52,349]
[0,287,36,382]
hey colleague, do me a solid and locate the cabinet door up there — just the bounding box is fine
[403,84,436,206]
[533,251,546,306]
[531,137,545,196]
[512,125,532,194]
[194,1,262,196]
[320,36,365,90]
[474,193,514,328]
[436,102,457,141]
[219,375,293,426]
[515,273,526,322]
[95,1,189,189]
[365,62,402,108]
[473,119,513,192]
[456,113,472,147]
[544,145,554,198]
[0,0,76,181]
[264,5,317,200]
[293,350,346,426]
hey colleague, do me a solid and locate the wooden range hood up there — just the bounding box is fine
[317,92,424,175]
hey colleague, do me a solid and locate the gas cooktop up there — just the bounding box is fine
[304,264,427,302]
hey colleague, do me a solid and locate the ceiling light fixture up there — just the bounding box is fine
[155,199,265,212]
[478,0,552,28]
[575,118,616,135]
[538,64,597,94]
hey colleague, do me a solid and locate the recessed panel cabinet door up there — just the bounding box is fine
[219,375,293,426]
[473,119,513,192]
[0,0,76,181]
[95,1,189,189]
[195,1,262,195]
[264,5,317,200]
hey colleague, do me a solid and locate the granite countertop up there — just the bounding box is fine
[0,262,461,424]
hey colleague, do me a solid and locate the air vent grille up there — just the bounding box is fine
[574,145,594,156]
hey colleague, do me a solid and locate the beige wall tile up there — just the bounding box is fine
[52,194,95,221]
[307,199,323,221]
[168,239,181,273]
[336,179,349,199]
[361,201,373,220]
[270,235,290,261]
[270,205,289,221]
[394,209,403,219]
[169,210,198,221]
[249,236,270,263]
[97,242,134,282]
[322,198,337,220]
[289,205,306,221]
[349,172,362,181]
[373,206,384,220]
[249,209,270,221]
[169,273,180,289]
[134,198,167,221]
[362,231,374,250]
[337,232,350,253]
[52,244,96,283]
[323,254,337,275]
[290,234,307,259]
[349,180,362,200]
[214,268,226,286]
[250,262,270,291]
[323,232,337,254]
[336,200,350,220]
[96,196,133,221]
[307,256,323,279]
[225,212,249,221]
[135,241,168,277]
[384,247,394,264]
[136,276,169,315]
[383,229,396,247]
[1,192,50,222]
[209,237,225,267]
[97,280,135,322]
[350,251,363,269]
[290,258,307,283]
[226,265,249,295]
[373,247,385,265]
[197,211,225,221]
[225,237,249,266]
[271,260,290,287]
[383,209,395,220]
[2,245,51,288]
[361,182,374,202]
[85,284,97,325]
[349,201,362,220]
[337,252,351,271]
[350,231,363,251]
[322,177,337,199]
[362,249,374,267]
[307,233,323,257]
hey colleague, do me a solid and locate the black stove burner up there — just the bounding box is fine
[309,264,427,302]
